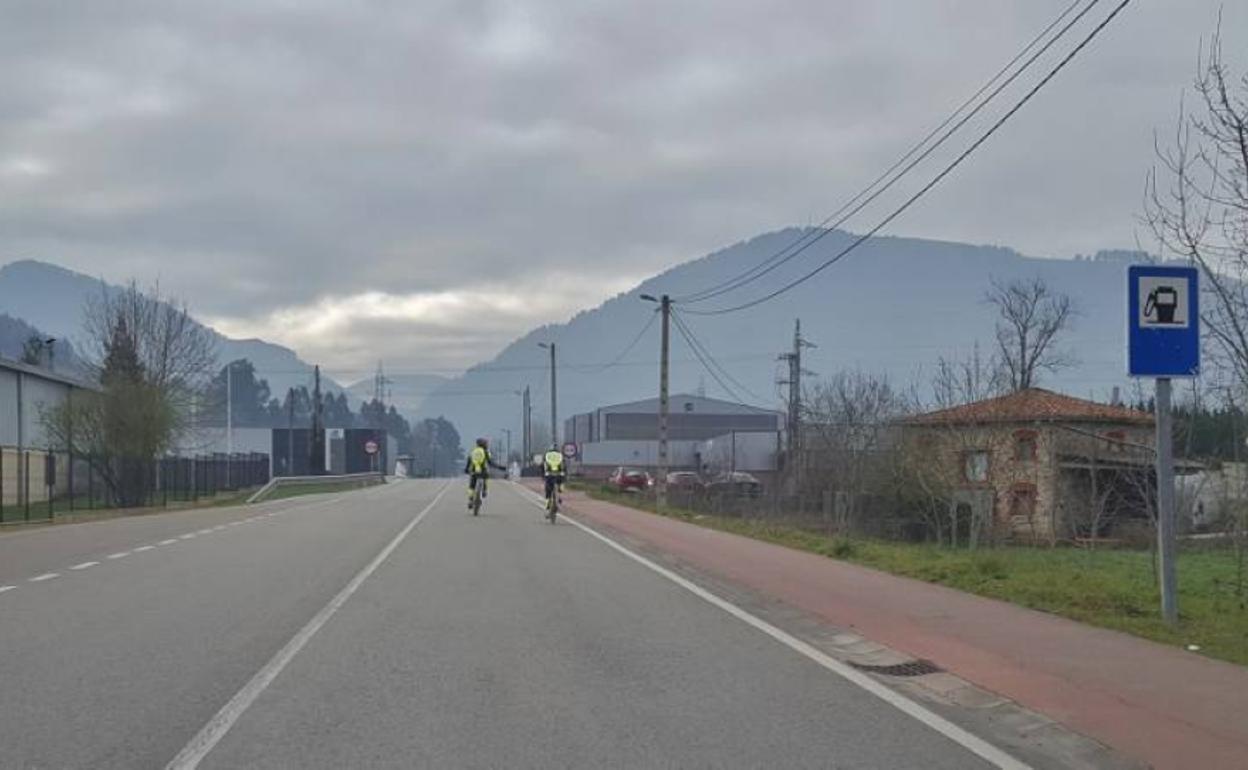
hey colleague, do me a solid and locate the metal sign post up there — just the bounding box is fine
[1127,265,1200,626]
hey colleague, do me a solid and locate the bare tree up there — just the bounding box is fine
[931,342,1003,409]
[1145,21,1248,395]
[43,282,216,506]
[802,370,909,535]
[985,277,1076,391]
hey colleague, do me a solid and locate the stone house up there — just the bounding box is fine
[903,388,1156,542]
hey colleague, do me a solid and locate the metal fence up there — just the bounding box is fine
[0,447,270,524]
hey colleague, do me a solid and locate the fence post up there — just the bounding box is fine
[47,451,54,520]
[1,447,5,523]
[88,455,94,509]
[24,451,31,522]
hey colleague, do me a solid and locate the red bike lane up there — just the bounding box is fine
[548,487,1248,770]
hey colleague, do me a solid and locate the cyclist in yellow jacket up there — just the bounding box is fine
[543,444,566,506]
[464,437,506,507]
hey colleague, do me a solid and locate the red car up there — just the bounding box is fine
[607,467,653,493]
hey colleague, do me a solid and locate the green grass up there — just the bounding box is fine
[0,488,259,526]
[576,483,1248,666]
[262,478,381,501]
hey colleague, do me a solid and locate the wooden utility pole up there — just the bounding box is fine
[658,295,671,509]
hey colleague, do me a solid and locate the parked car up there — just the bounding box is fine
[666,471,706,495]
[607,467,653,493]
[706,471,763,498]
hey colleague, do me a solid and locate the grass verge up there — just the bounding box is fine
[0,489,259,528]
[576,483,1248,667]
[261,478,382,502]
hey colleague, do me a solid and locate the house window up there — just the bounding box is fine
[1009,484,1037,519]
[1014,430,1038,462]
[962,450,990,483]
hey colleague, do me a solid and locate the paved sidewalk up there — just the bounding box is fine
[555,488,1248,770]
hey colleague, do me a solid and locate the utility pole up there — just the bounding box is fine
[524,386,531,460]
[226,360,233,487]
[539,343,557,450]
[515,388,531,462]
[286,387,295,476]
[778,319,816,495]
[640,293,672,508]
[501,428,513,464]
[310,365,325,475]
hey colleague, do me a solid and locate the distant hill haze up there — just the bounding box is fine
[0,259,340,398]
[421,228,1147,444]
[344,373,451,418]
[2,229,1151,447]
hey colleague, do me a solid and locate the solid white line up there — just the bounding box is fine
[29,573,59,582]
[135,545,156,553]
[164,482,450,770]
[160,539,179,546]
[69,561,100,571]
[513,485,1030,770]
[0,585,15,594]
[107,552,130,560]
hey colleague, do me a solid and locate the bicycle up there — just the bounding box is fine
[543,476,563,524]
[469,475,486,516]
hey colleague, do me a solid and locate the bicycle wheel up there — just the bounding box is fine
[472,481,482,516]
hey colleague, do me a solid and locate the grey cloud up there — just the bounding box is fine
[0,0,1244,370]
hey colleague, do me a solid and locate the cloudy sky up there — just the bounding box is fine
[0,1,1242,380]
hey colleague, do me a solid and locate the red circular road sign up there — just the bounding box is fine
[562,442,578,458]
[364,440,379,455]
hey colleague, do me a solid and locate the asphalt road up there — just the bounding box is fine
[0,479,1000,769]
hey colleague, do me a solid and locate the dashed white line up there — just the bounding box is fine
[134,545,156,553]
[180,534,196,540]
[196,529,213,535]
[0,585,15,594]
[29,573,59,583]
[69,561,100,571]
[160,539,179,546]
[107,552,130,560]
[165,482,451,770]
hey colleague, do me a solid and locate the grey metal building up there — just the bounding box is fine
[564,394,782,477]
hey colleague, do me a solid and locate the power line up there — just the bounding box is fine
[586,308,661,372]
[670,309,764,403]
[674,0,1097,306]
[670,312,746,403]
[684,0,1136,317]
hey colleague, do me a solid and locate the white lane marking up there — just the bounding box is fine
[196,529,213,535]
[165,481,451,770]
[180,534,196,540]
[107,552,130,560]
[160,539,179,546]
[135,545,156,553]
[0,585,15,594]
[514,486,1030,770]
[29,573,59,582]
[69,561,100,571]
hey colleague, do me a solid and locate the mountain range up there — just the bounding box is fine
[2,229,1151,447]
[0,260,340,398]
[418,228,1147,446]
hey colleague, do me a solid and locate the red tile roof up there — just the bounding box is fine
[907,388,1153,426]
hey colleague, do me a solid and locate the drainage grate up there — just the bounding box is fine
[848,659,943,677]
